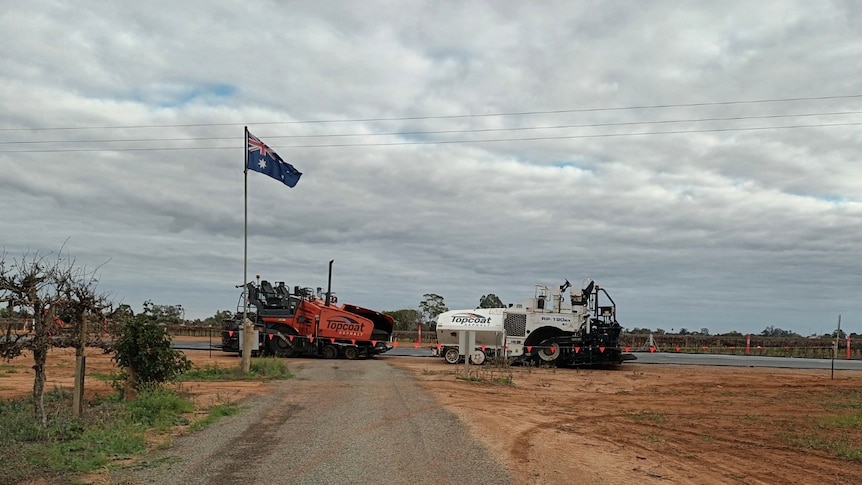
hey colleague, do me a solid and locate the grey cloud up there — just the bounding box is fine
[2,1,861,336]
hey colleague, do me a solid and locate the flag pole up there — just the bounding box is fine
[241,127,252,373]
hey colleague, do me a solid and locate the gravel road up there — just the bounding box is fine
[110,358,511,485]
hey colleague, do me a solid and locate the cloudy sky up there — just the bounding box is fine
[2,1,861,336]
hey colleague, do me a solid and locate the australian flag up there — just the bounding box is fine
[246,130,302,188]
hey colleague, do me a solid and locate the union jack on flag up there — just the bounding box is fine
[246,129,302,188]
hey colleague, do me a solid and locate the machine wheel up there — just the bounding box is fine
[266,329,297,357]
[443,347,461,364]
[322,345,338,359]
[537,340,561,363]
[470,350,486,365]
[343,346,360,360]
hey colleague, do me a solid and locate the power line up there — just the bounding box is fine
[250,121,862,148]
[1,93,860,132]
[3,110,860,146]
[2,121,859,153]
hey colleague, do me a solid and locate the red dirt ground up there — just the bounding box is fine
[387,356,862,485]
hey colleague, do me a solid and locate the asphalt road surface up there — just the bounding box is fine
[631,350,862,370]
[110,358,511,485]
[177,340,862,370]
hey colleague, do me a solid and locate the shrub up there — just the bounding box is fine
[113,315,191,390]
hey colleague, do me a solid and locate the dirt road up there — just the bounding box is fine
[108,358,511,485]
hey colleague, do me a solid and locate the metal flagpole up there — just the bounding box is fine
[241,127,251,373]
[832,314,840,380]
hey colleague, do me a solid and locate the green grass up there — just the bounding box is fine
[823,389,862,412]
[828,409,862,429]
[189,403,241,432]
[90,371,120,382]
[249,357,293,379]
[0,358,292,483]
[28,422,147,473]
[0,363,20,375]
[125,386,194,429]
[179,363,238,381]
[179,357,293,381]
[490,375,514,386]
[0,391,137,482]
[455,368,514,386]
[782,431,862,461]
[778,393,862,462]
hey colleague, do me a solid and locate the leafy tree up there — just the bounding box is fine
[201,309,234,326]
[419,293,448,331]
[678,328,690,335]
[478,294,504,308]
[384,309,423,331]
[760,325,801,338]
[110,304,134,320]
[0,306,21,318]
[102,303,135,334]
[113,314,191,395]
[699,327,711,336]
[141,300,185,325]
[0,248,109,427]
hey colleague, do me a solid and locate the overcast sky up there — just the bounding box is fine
[2,1,861,335]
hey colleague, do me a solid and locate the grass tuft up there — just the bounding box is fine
[455,367,514,386]
[179,358,293,381]
[125,385,193,428]
[630,410,668,424]
[189,403,241,432]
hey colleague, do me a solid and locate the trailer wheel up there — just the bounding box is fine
[343,346,360,360]
[322,345,338,359]
[443,347,460,364]
[469,350,486,365]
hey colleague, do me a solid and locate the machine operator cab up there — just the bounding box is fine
[241,280,300,318]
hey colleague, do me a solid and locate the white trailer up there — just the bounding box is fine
[434,308,509,364]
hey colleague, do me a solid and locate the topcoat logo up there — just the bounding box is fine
[450,313,491,325]
[326,316,365,334]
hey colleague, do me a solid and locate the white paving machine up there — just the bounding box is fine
[434,279,635,366]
